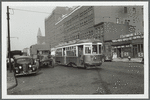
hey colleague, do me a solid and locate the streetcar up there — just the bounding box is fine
[54,39,103,69]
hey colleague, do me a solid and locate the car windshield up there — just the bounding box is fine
[16,58,33,64]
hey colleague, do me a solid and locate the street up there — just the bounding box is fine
[7,62,144,94]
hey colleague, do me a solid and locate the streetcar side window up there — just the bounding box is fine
[85,46,91,54]
[56,48,62,57]
[66,46,77,57]
[92,45,98,54]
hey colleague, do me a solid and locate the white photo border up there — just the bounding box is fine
[2,1,149,99]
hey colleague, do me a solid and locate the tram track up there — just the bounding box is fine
[94,66,111,94]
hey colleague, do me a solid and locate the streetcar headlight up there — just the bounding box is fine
[19,66,22,69]
[29,65,32,67]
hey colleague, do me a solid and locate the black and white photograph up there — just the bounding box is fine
[2,1,149,99]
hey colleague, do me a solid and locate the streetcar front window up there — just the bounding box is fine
[85,47,91,54]
[99,45,102,54]
[92,45,98,54]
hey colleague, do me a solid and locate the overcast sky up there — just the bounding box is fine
[2,3,57,51]
[2,2,147,51]
[2,2,74,51]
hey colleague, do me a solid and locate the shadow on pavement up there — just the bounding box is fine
[15,71,43,78]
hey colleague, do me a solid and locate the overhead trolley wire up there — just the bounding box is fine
[10,8,51,14]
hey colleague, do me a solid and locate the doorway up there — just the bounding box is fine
[117,48,121,58]
[133,45,138,58]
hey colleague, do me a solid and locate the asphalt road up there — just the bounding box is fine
[7,62,144,95]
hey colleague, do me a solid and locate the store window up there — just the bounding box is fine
[141,44,143,52]
[138,44,143,52]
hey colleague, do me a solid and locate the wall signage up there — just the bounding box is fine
[112,44,132,48]
[112,32,143,42]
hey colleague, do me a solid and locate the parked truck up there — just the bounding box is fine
[37,49,55,68]
[30,44,55,68]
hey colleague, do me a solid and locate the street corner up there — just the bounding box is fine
[7,71,18,90]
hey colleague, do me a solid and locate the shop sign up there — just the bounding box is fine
[113,33,143,43]
[120,32,143,38]
[126,45,130,47]
[112,40,118,42]
[113,44,131,48]
[133,36,137,39]
[120,33,133,38]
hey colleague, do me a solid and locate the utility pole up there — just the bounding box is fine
[7,6,11,72]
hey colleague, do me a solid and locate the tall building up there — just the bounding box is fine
[45,6,143,58]
[45,6,73,47]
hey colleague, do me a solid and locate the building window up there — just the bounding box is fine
[142,8,143,14]
[124,7,127,13]
[138,44,143,52]
[125,20,129,24]
[141,44,143,52]
[133,8,136,13]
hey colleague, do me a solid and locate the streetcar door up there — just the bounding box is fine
[78,45,83,65]
[63,48,66,64]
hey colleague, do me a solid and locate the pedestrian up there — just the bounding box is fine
[128,53,131,61]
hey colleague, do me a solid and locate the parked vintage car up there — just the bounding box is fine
[7,50,22,70]
[13,56,39,76]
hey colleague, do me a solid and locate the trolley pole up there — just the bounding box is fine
[7,6,12,72]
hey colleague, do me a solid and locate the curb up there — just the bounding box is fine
[112,60,142,63]
[7,72,18,90]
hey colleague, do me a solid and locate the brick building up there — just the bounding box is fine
[111,32,143,58]
[45,6,143,58]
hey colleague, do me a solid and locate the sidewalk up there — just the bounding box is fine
[7,70,18,90]
[112,58,142,63]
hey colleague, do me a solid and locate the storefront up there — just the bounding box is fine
[112,32,143,58]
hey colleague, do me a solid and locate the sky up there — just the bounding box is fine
[2,2,148,51]
[3,3,57,50]
[2,2,74,51]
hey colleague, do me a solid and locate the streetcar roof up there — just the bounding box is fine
[55,39,102,49]
[37,49,50,51]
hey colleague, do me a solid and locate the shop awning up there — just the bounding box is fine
[132,38,143,44]
[112,40,132,46]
